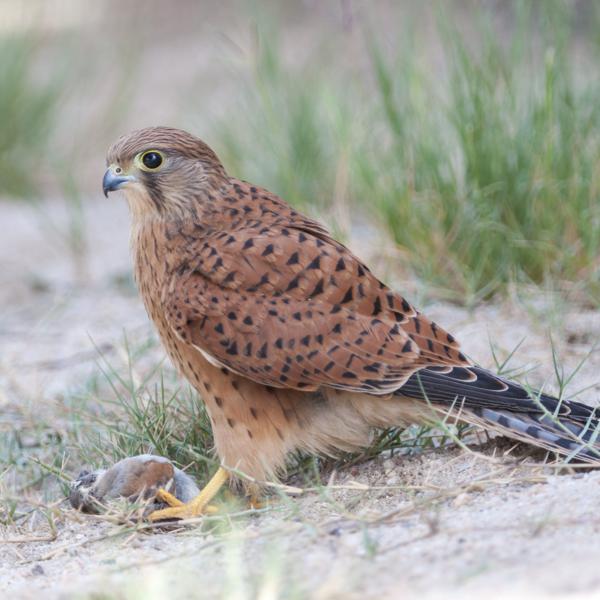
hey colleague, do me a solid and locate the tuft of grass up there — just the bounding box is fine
[0,33,65,198]
[0,407,70,525]
[213,26,354,219]
[68,336,216,485]
[365,3,600,303]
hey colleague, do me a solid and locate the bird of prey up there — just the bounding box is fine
[103,126,600,520]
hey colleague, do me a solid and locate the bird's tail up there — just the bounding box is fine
[398,366,600,463]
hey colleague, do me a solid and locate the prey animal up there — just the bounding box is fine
[103,126,600,520]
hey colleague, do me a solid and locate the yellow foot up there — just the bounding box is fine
[150,466,228,521]
[155,488,184,507]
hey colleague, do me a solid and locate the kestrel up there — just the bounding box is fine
[102,127,599,520]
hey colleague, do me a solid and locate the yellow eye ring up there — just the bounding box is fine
[136,150,164,171]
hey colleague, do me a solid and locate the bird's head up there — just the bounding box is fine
[103,126,227,217]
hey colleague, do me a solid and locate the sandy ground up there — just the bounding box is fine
[1,197,600,599]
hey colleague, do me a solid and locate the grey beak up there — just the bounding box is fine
[103,168,135,197]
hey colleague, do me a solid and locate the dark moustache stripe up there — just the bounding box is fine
[141,172,164,213]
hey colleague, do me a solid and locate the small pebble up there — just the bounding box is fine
[30,564,45,577]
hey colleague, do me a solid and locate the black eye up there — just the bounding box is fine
[141,151,163,170]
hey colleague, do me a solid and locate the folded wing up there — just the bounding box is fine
[163,214,470,394]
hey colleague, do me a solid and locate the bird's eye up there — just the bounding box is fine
[139,150,164,170]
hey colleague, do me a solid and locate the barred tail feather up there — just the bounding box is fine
[398,366,600,463]
[463,406,600,462]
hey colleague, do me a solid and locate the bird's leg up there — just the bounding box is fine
[150,466,228,521]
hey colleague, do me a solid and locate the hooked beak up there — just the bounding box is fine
[102,167,136,197]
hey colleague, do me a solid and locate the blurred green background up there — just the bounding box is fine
[2,0,600,305]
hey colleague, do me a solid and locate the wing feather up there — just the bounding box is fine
[162,181,470,393]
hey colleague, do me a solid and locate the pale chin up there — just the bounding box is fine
[122,183,157,218]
